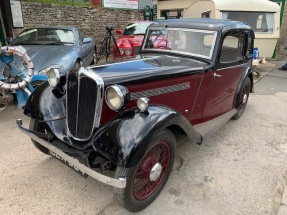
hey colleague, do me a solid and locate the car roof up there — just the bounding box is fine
[151,18,252,32]
[127,20,154,24]
[25,26,77,31]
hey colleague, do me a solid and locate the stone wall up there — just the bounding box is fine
[12,1,287,60]
[276,1,287,59]
[12,2,144,49]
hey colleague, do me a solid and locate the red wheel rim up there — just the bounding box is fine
[238,83,250,112]
[133,141,171,200]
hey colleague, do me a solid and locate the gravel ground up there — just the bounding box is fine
[0,61,287,215]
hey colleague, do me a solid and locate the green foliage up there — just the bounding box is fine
[22,0,93,7]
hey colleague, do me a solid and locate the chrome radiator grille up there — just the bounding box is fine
[66,68,104,141]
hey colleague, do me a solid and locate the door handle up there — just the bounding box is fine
[213,73,222,78]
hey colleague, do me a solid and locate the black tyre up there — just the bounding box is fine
[91,45,97,65]
[232,77,251,120]
[29,119,49,155]
[114,129,176,212]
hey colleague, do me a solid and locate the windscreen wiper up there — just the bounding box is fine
[47,41,74,45]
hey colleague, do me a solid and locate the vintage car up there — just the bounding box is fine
[1,26,96,88]
[17,19,254,212]
[0,26,96,109]
[114,21,154,58]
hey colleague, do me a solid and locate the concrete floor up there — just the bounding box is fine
[0,61,287,215]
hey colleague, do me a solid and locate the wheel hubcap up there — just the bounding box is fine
[149,163,162,181]
[132,141,170,200]
[243,94,248,104]
[238,83,250,111]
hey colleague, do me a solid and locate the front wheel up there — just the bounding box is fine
[114,129,176,212]
[232,77,251,120]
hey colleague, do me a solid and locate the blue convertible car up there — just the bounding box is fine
[0,26,96,109]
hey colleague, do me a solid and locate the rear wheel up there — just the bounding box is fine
[114,129,176,212]
[232,77,251,120]
[29,119,49,155]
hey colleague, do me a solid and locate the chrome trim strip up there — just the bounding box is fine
[80,67,104,128]
[88,57,155,69]
[66,67,104,141]
[130,82,190,100]
[216,63,247,71]
[16,119,126,188]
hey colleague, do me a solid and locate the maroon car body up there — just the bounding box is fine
[18,19,254,212]
[114,21,154,58]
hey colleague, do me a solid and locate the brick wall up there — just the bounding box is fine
[12,2,143,49]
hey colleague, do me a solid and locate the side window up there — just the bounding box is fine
[220,34,245,63]
[78,30,86,43]
[202,11,210,18]
[246,35,253,57]
[237,35,245,60]
[18,32,32,41]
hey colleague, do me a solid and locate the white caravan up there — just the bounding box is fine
[183,0,281,59]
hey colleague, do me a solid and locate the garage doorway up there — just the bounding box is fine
[0,19,5,46]
[0,3,7,46]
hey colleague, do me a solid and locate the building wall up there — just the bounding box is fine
[158,0,192,10]
[156,0,287,59]
[156,0,195,19]
[275,0,287,59]
[8,1,287,60]
[139,0,153,9]
[11,2,144,49]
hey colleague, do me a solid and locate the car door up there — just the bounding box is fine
[202,31,247,118]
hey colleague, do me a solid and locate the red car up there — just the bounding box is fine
[114,21,154,58]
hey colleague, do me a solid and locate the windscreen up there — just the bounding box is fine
[142,27,217,59]
[11,28,75,45]
[123,22,152,35]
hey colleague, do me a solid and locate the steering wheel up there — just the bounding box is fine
[0,46,34,92]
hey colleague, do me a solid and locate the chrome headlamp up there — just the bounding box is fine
[46,65,65,88]
[125,48,132,56]
[118,48,124,55]
[38,64,64,75]
[47,68,61,88]
[105,85,129,111]
[137,97,150,112]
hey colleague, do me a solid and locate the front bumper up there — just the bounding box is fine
[16,119,126,188]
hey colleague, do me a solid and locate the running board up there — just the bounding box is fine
[193,109,237,141]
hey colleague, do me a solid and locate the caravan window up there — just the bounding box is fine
[222,11,274,33]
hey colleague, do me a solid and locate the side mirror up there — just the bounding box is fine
[6,37,13,44]
[116,30,123,35]
[83,37,92,44]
